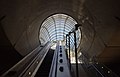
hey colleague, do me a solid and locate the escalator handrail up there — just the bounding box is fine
[19,42,51,77]
[92,63,119,77]
[91,64,105,77]
[49,43,59,77]
[2,42,51,77]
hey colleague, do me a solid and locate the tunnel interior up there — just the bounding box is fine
[0,0,120,76]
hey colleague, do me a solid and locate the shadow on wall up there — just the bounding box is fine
[0,16,23,75]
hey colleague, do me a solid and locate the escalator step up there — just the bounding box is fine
[35,49,54,77]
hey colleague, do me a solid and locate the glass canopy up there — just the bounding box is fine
[39,14,81,49]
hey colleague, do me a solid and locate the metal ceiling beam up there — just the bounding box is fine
[40,28,50,40]
[63,16,69,40]
[42,26,51,41]
[52,17,57,41]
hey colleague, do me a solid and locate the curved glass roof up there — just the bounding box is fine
[39,14,81,49]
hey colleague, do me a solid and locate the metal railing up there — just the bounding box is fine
[1,42,51,77]
[80,54,119,77]
[90,62,119,77]
[49,43,71,77]
[49,43,59,77]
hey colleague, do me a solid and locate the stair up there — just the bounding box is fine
[35,49,54,77]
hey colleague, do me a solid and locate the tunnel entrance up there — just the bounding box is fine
[39,14,81,49]
[39,14,81,64]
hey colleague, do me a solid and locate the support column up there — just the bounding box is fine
[68,35,71,70]
[74,31,79,77]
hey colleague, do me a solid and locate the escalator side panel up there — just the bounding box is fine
[35,49,54,77]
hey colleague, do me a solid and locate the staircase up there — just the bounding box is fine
[35,49,54,77]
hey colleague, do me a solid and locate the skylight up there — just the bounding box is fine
[39,14,81,49]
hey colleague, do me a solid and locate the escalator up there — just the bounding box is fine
[35,49,54,77]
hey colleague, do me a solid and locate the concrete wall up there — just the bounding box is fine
[0,0,120,75]
[0,0,79,56]
[80,0,120,63]
[0,21,23,75]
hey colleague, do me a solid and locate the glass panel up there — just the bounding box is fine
[39,14,81,49]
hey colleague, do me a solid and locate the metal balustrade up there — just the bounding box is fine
[80,54,119,77]
[2,42,51,77]
[49,42,71,77]
[2,40,119,77]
